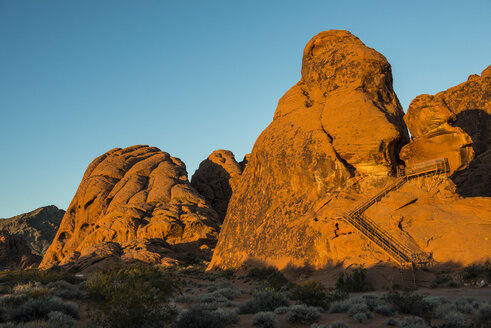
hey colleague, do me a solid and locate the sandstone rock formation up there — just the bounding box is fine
[0,205,64,256]
[401,65,490,195]
[209,30,410,270]
[209,31,491,272]
[40,145,220,271]
[191,150,244,221]
[0,230,41,269]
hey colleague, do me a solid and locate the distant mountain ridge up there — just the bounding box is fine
[0,205,64,256]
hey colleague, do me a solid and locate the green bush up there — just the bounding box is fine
[328,321,348,328]
[397,316,429,328]
[47,311,74,328]
[176,307,224,328]
[386,317,398,326]
[252,311,277,328]
[84,264,178,328]
[441,311,467,328]
[10,296,79,322]
[353,312,370,323]
[335,268,369,292]
[384,291,432,320]
[463,261,491,280]
[239,290,290,314]
[473,305,491,328]
[47,281,81,300]
[289,280,327,307]
[285,304,321,323]
[328,299,350,313]
[247,267,289,291]
[0,269,80,286]
[213,308,238,325]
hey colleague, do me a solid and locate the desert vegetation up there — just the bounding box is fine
[0,264,490,327]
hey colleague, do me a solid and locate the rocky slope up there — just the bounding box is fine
[0,205,64,256]
[0,230,41,269]
[40,145,220,271]
[209,31,491,271]
[191,150,245,222]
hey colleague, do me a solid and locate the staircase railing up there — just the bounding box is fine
[340,158,449,267]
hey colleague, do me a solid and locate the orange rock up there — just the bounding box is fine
[209,30,409,270]
[40,145,219,270]
[191,150,244,221]
[401,65,490,193]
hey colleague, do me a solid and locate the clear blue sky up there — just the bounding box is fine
[1,0,490,217]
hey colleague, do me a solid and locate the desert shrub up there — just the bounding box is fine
[206,279,233,292]
[397,316,429,328]
[213,308,238,325]
[353,312,370,323]
[434,303,457,319]
[0,294,28,308]
[328,321,348,328]
[0,322,59,328]
[47,281,81,300]
[347,303,370,316]
[430,275,452,288]
[200,293,228,304]
[84,264,178,328]
[374,304,397,316]
[273,306,290,314]
[289,280,326,307]
[10,296,79,322]
[0,269,80,287]
[441,311,467,328]
[384,291,432,319]
[176,307,224,328]
[47,311,74,328]
[335,267,369,292]
[328,299,351,313]
[463,261,491,280]
[252,311,277,328]
[422,295,445,309]
[455,297,479,314]
[386,317,399,326]
[310,324,327,328]
[211,288,240,300]
[239,290,290,314]
[472,305,491,328]
[175,294,197,303]
[285,304,321,323]
[247,267,289,291]
[324,289,349,306]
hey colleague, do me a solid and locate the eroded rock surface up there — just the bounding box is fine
[191,150,244,221]
[0,205,64,256]
[40,145,219,270]
[209,30,409,270]
[401,65,491,194]
[0,230,41,269]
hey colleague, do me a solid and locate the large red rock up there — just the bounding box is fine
[401,65,491,194]
[0,230,41,269]
[209,30,409,270]
[191,150,244,221]
[40,145,220,270]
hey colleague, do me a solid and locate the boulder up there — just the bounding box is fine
[40,145,219,270]
[191,150,244,221]
[209,30,409,270]
[401,65,491,194]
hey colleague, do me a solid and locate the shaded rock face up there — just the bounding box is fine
[191,150,244,222]
[41,145,219,270]
[0,230,41,269]
[401,65,491,195]
[0,205,64,256]
[209,30,409,270]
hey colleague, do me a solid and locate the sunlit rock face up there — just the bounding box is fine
[208,30,410,270]
[401,65,491,195]
[40,145,220,271]
[191,150,245,222]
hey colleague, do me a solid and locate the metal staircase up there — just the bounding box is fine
[340,158,450,267]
